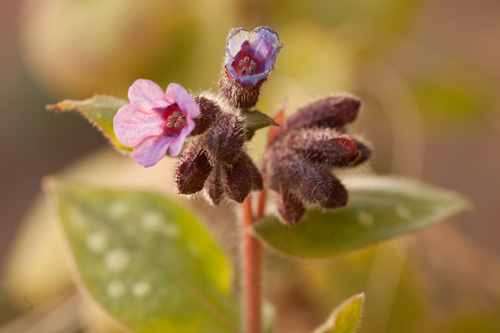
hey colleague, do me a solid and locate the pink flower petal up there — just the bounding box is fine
[166,83,200,119]
[132,135,173,167]
[113,104,164,147]
[128,79,171,112]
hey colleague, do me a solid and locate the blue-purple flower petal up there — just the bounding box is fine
[224,26,283,87]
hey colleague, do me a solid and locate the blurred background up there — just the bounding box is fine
[1,0,500,332]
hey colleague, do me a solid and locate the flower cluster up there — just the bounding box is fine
[114,26,280,203]
[175,97,262,204]
[113,25,372,224]
[262,95,371,225]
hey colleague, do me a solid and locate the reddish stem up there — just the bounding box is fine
[241,103,286,332]
[241,196,262,333]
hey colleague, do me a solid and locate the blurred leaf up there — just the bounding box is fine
[413,80,490,125]
[253,176,470,259]
[313,292,365,333]
[46,96,130,152]
[241,109,278,140]
[46,182,239,332]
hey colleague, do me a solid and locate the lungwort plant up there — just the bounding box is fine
[45,26,468,333]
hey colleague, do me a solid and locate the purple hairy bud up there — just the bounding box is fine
[191,96,221,136]
[349,140,372,167]
[176,138,212,194]
[220,155,255,203]
[278,153,346,205]
[219,68,266,108]
[275,191,306,226]
[205,165,225,205]
[285,128,358,167]
[240,151,263,190]
[284,95,360,131]
[262,94,371,225]
[206,112,245,164]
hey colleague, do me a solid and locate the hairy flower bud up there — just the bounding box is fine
[191,96,221,136]
[218,69,266,108]
[284,95,360,131]
[275,191,306,226]
[220,156,254,203]
[240,151,263,190]
[348,140,372,167]
[263,94,371,225]
[176,138,212,194]
[205,165,224,206]
[284,128,357,167]
[206,112,245,164]
[278,153,346,204]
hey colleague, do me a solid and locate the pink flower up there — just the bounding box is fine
[113,79,200,167]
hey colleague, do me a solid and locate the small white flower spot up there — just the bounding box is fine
[358,211,374,227]
[107,281,126,298]
[132,281,151,298]
[87,232,107,253]
[395,205,411,219]
[163,223,180,238]
[108,200,128,219]
[105,249,129,271]
[142,212,164,230]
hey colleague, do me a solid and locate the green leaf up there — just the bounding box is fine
[253,176,470,259]
[46,95,130,152]
[46,182,239,332]
[313,293,365,333]
[241,109,278,140]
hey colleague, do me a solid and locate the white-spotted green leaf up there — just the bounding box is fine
[47,182,239,332]
[241,109,278,140]
[253,176,470,259]
[313,293,365,333]
[46,96,130,152]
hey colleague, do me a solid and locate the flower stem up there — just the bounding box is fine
[241,196,262,333]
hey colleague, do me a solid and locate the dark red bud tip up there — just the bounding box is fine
[176,139,212,194]
[284,95,361,131]
[276,191,305,226]
[334,134,358,160]
[191,96,221,136]
[206,112,245,164]
[205,166,224,205]
[219,68,265,108]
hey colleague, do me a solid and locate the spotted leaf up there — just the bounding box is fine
[46,181,239,332]
[252,176,470,259]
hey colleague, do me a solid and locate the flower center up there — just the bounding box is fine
[162,104,187,137]
[231,43,262,76]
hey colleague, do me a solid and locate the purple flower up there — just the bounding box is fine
[224,26,283,87]
[113,79,200,167]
